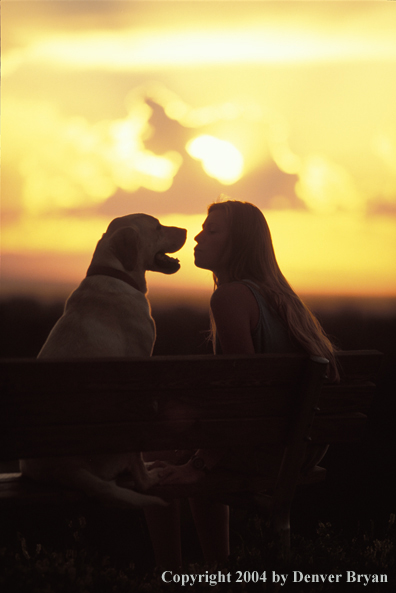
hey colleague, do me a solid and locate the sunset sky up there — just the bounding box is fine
[2,0,396,305]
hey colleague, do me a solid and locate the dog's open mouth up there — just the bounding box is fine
[154,252,181,274]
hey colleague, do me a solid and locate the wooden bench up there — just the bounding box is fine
[0,350,383,560]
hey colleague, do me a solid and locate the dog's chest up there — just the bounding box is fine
[122,305,156,356]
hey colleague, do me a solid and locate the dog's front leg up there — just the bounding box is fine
[54,466,166,508]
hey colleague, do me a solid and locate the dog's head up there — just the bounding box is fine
[104,214,187,274]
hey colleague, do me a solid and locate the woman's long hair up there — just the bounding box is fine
[208,199,339,381]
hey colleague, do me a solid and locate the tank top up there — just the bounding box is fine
[216,280,328,473]
[216,280,302,354]
[243,280,303,353]
[214,280,327,476]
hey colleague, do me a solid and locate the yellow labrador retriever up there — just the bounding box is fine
[20,214,187,508]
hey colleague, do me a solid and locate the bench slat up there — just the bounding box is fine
[317,382,375,415]
[1,354,308,391]
[0,350,382,394]
[334,350,383,379]
[1,382,376,427]
[310,413,368,443]
[4,418,289,460]
[3,412,368,461]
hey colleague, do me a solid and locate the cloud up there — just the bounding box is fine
[4,81,386,223]
[1,84,279,219]
[3,2,396,78]
[2,95,182,216]
[295,155,364,215]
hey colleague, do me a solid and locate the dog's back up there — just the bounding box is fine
[38,275,156,359]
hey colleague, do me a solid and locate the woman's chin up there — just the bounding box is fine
[194,257,211,271]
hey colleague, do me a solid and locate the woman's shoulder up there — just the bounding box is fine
[210,282,260,322]
[210,281,256,305]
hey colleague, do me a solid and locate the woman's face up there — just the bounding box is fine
[194,209,230,280]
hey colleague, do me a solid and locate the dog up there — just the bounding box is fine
[20,214,187,508]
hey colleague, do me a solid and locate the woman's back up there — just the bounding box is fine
[241,280,303,354]
[215,280,303,355]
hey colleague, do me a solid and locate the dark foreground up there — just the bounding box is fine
[1,297,395,591]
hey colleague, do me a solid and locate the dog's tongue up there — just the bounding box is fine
[155,252,180,272]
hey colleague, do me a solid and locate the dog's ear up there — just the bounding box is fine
[109,227,139,270]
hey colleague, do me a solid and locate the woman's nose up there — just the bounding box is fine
[194,231,202,243]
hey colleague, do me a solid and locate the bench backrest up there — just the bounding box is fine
[0,351,382,464]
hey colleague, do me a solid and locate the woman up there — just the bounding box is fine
[145,198,338,568]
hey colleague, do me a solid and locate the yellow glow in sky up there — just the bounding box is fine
[4,21,396,78]
[186,136,244,185]
[2,209,395,299]
[1,1,396,301]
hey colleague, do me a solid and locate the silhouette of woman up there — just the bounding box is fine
[144,199,338,569]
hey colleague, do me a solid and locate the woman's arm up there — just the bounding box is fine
[210,282,259,354]
[157,282,259,485]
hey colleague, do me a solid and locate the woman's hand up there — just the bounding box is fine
[158,461,205,485]
[145,461,173,487]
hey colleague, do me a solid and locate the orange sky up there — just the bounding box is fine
[2,1,396,304]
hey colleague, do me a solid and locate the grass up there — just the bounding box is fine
[1,508,395,592]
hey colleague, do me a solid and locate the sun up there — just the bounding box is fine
[186,135,244,184]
